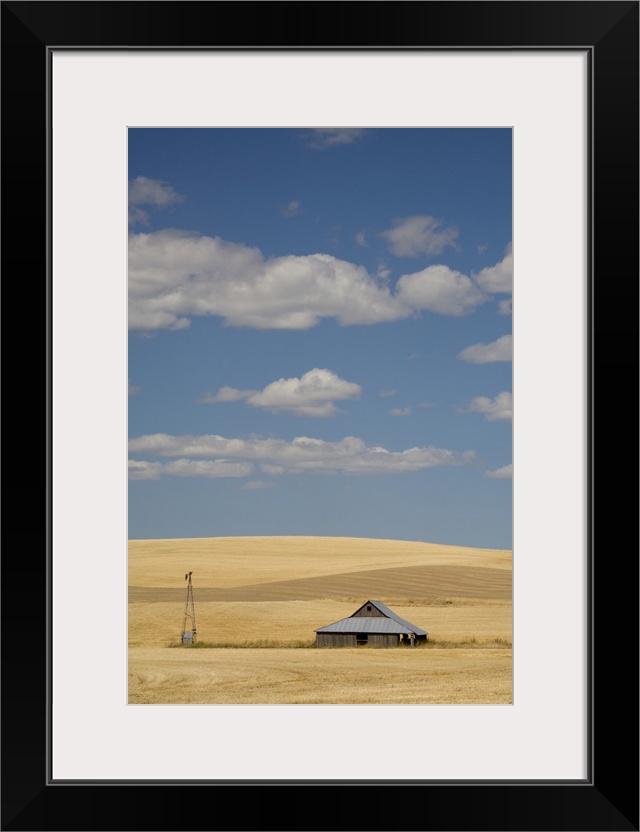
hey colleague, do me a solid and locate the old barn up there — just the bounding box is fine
[315,600,429,647]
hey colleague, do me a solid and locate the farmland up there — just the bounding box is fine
[128,536,512,704]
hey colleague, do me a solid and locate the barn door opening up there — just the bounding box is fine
[356,633,368,645]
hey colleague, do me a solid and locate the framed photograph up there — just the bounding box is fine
[3,2,637,830]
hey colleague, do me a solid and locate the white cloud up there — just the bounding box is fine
[390,407,412,416]
[486,464,513,479]
[128,460,162,480]
[473,246,513,294]
[128,176,184,226]
[306,128,366,149]
[129,229,409,331]
[199,369,360,417]
[458,334,513,363]
[498,298,513,316]
[129,231,514,332]
[355,231,367,247]
[381,215,459,257]
[246,368,361,417]
[396,264,487,316]
[128,433,475,477]
[379,389,397,398]
[468,391,513,422]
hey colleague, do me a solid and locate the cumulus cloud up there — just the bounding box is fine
[486,464,513,479]
[128,433,475,478]
[458,334,513,363]
[202,369,361,417]
[396,264,487,316]
[498,298,512,316]
[128,176,184,226]
[128,231,513,331]
[468,391,513,422]
[128,460,162,480]
[246,368,361,416]
[381,215,459,257]
[306,128,366,149]
[473,245,513,294]
[128,229,409,331]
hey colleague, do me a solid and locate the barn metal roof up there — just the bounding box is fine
[315,617,417,635]
[315,600,428,636]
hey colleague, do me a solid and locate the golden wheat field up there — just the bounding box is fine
[128,536,512,705]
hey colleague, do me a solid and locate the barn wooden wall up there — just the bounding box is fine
[352,605,385,617]
[315,632,400,647]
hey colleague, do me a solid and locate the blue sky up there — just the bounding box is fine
[128,128,512,548]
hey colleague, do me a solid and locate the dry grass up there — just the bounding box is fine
[128,646,512,704]
[128,536,512,704]
[128,599,512,648]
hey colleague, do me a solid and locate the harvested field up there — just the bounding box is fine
[129,599,512,648]
[129,564,511,604]
[128,536,512,704]
[128,647,512,704]
[128,536,511,588]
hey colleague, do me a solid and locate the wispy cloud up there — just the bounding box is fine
[458,334,512,364]
[305,128,366,149]
[381,215,459,257]
[128,458,253,480]
[198,386,253,404]
[128,379,141,396]
[467,391,513,422]
[129,433,476,478]
[390,407,412,417]
[281,200,302,217]
[240,480,277,490]
[200,369,361,417]
[378,389,397,398]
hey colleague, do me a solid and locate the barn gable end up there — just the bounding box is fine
[315,599,428,647]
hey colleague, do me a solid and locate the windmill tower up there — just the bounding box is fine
[181,571,197,645]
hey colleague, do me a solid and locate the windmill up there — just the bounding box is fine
[181,571,197,645]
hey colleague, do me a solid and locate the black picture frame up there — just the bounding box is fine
[2,2,638,830]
